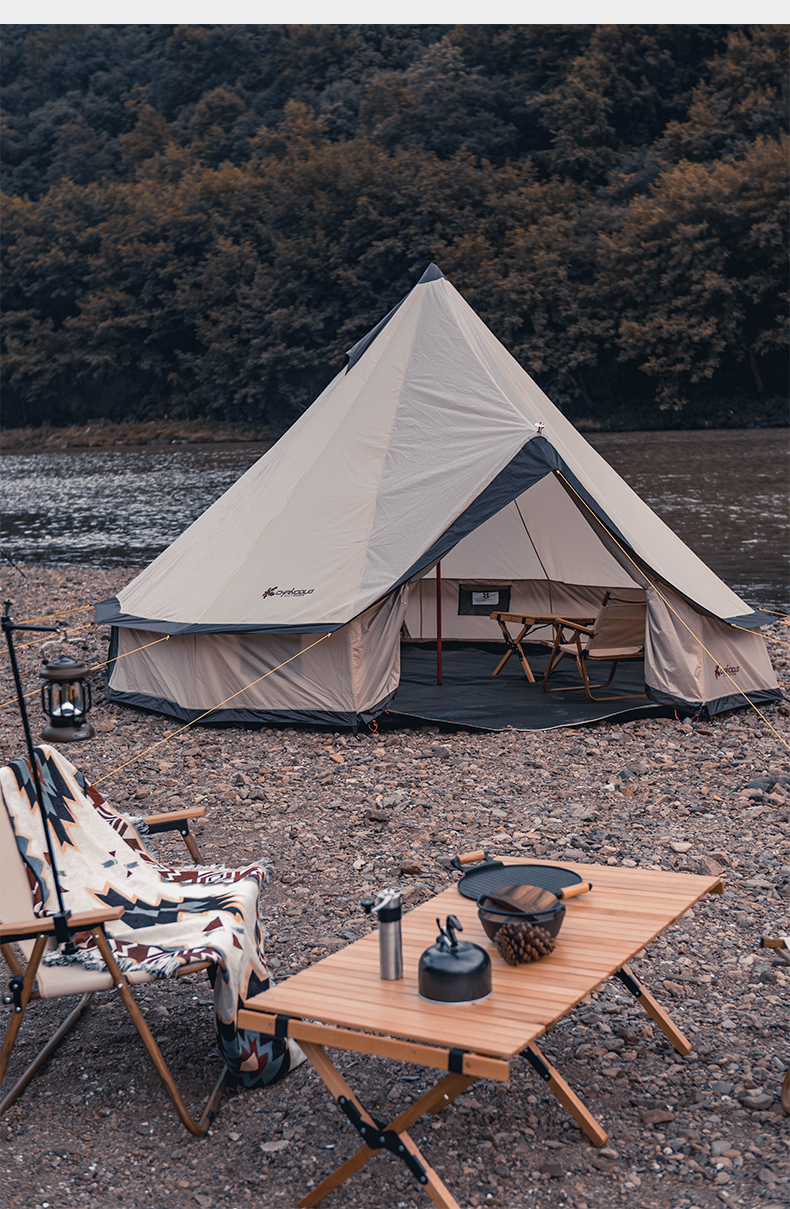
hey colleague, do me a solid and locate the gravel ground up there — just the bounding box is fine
[1,565,788,1209]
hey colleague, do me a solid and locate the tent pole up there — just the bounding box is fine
[436,562,442,686]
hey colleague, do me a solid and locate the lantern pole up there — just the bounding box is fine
[2,601,74,947]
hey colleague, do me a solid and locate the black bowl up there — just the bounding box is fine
[477,897,565,942]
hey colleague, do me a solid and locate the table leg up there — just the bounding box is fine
[514,627,536,682]
[492,618,516,676]
[524,1044,608,1147]
[297,1041,470,1209]
[614,966,691,1055]
[387,1071,477,1130]
[493,621,535,681]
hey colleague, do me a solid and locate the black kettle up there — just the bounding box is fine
[418,915,492,1004]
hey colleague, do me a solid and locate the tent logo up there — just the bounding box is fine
[714,662,739,679]
[262,586,314,599]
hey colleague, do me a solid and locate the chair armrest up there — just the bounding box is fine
[141,806,206,864]
[761,937,789,968]
[554,620,595,637]
[142,806,207,829]
[0,905,125,943]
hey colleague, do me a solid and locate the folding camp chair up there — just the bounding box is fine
[0,752,225,1135]
[542,591,646,700]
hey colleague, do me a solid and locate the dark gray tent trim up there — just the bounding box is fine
[392,437,568,593]
[94,599,344,636]
[344,298,406,373]
[646,684,782,717]
[386,435,671,611]
[722,610,779,629]
[551,465,775,629]
[102,684,364,730]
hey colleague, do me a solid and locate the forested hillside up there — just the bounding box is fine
[2,24,787,431]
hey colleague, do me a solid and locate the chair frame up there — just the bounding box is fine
[0,804,227,1136]
[542,591,646,701]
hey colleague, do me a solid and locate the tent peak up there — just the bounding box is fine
[417,263,445,284]
[345,264,446,373]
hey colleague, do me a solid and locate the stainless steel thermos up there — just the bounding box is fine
[361,887,403,980]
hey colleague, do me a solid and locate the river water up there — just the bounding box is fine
[1,429,787,611]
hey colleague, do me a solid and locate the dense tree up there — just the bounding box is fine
[656,24,789,163]
[601,135,789,408]
[1,23,787,431]
[524,25,732,183]
[359,40,519,162]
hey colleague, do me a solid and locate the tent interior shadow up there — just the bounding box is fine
[389,641,668,731]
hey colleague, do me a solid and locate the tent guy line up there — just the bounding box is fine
[554,472,789,753]
[93,632,332,785]
[15,604,95,625]
[2,623,93,652]
[555,469,784,708]
[0,633,172,713]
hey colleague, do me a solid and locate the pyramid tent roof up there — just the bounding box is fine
[98,266,761,638]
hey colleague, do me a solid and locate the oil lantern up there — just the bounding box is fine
[40,655,95,742]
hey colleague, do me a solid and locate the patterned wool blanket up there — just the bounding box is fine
[0,744,302,1087]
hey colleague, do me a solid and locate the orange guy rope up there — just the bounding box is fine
[94,631,332,784]
[556,471,789,753]
[18,605,94,625]
[0,633,171,711]
[5,623,94,651]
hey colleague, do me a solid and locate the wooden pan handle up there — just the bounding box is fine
[452,850,490,869]
[557,881,593,900]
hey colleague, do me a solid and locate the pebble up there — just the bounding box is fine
[642,1109,675,1126]
[739,1092,776,1110]
[1,567,788,1209]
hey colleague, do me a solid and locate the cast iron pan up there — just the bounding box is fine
[452,850,583,901]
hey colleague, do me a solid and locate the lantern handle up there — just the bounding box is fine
[2,601,74,947]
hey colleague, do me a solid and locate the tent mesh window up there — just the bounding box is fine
[458,585,511,616]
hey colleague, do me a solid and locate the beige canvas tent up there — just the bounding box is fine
[96,265,780,728]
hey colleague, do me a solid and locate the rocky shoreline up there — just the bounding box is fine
[0,565,788,1209]
[6,420,787,455]
[0,420,281,453]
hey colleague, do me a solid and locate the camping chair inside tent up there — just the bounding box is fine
[0,746,280,1135]
[542,592,647,701]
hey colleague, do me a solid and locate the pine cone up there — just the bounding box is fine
[495,920,555,965]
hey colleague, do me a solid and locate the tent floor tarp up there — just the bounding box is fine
[387,642,668,731]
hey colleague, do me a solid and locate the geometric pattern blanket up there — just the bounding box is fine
[0,744,302,1088]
